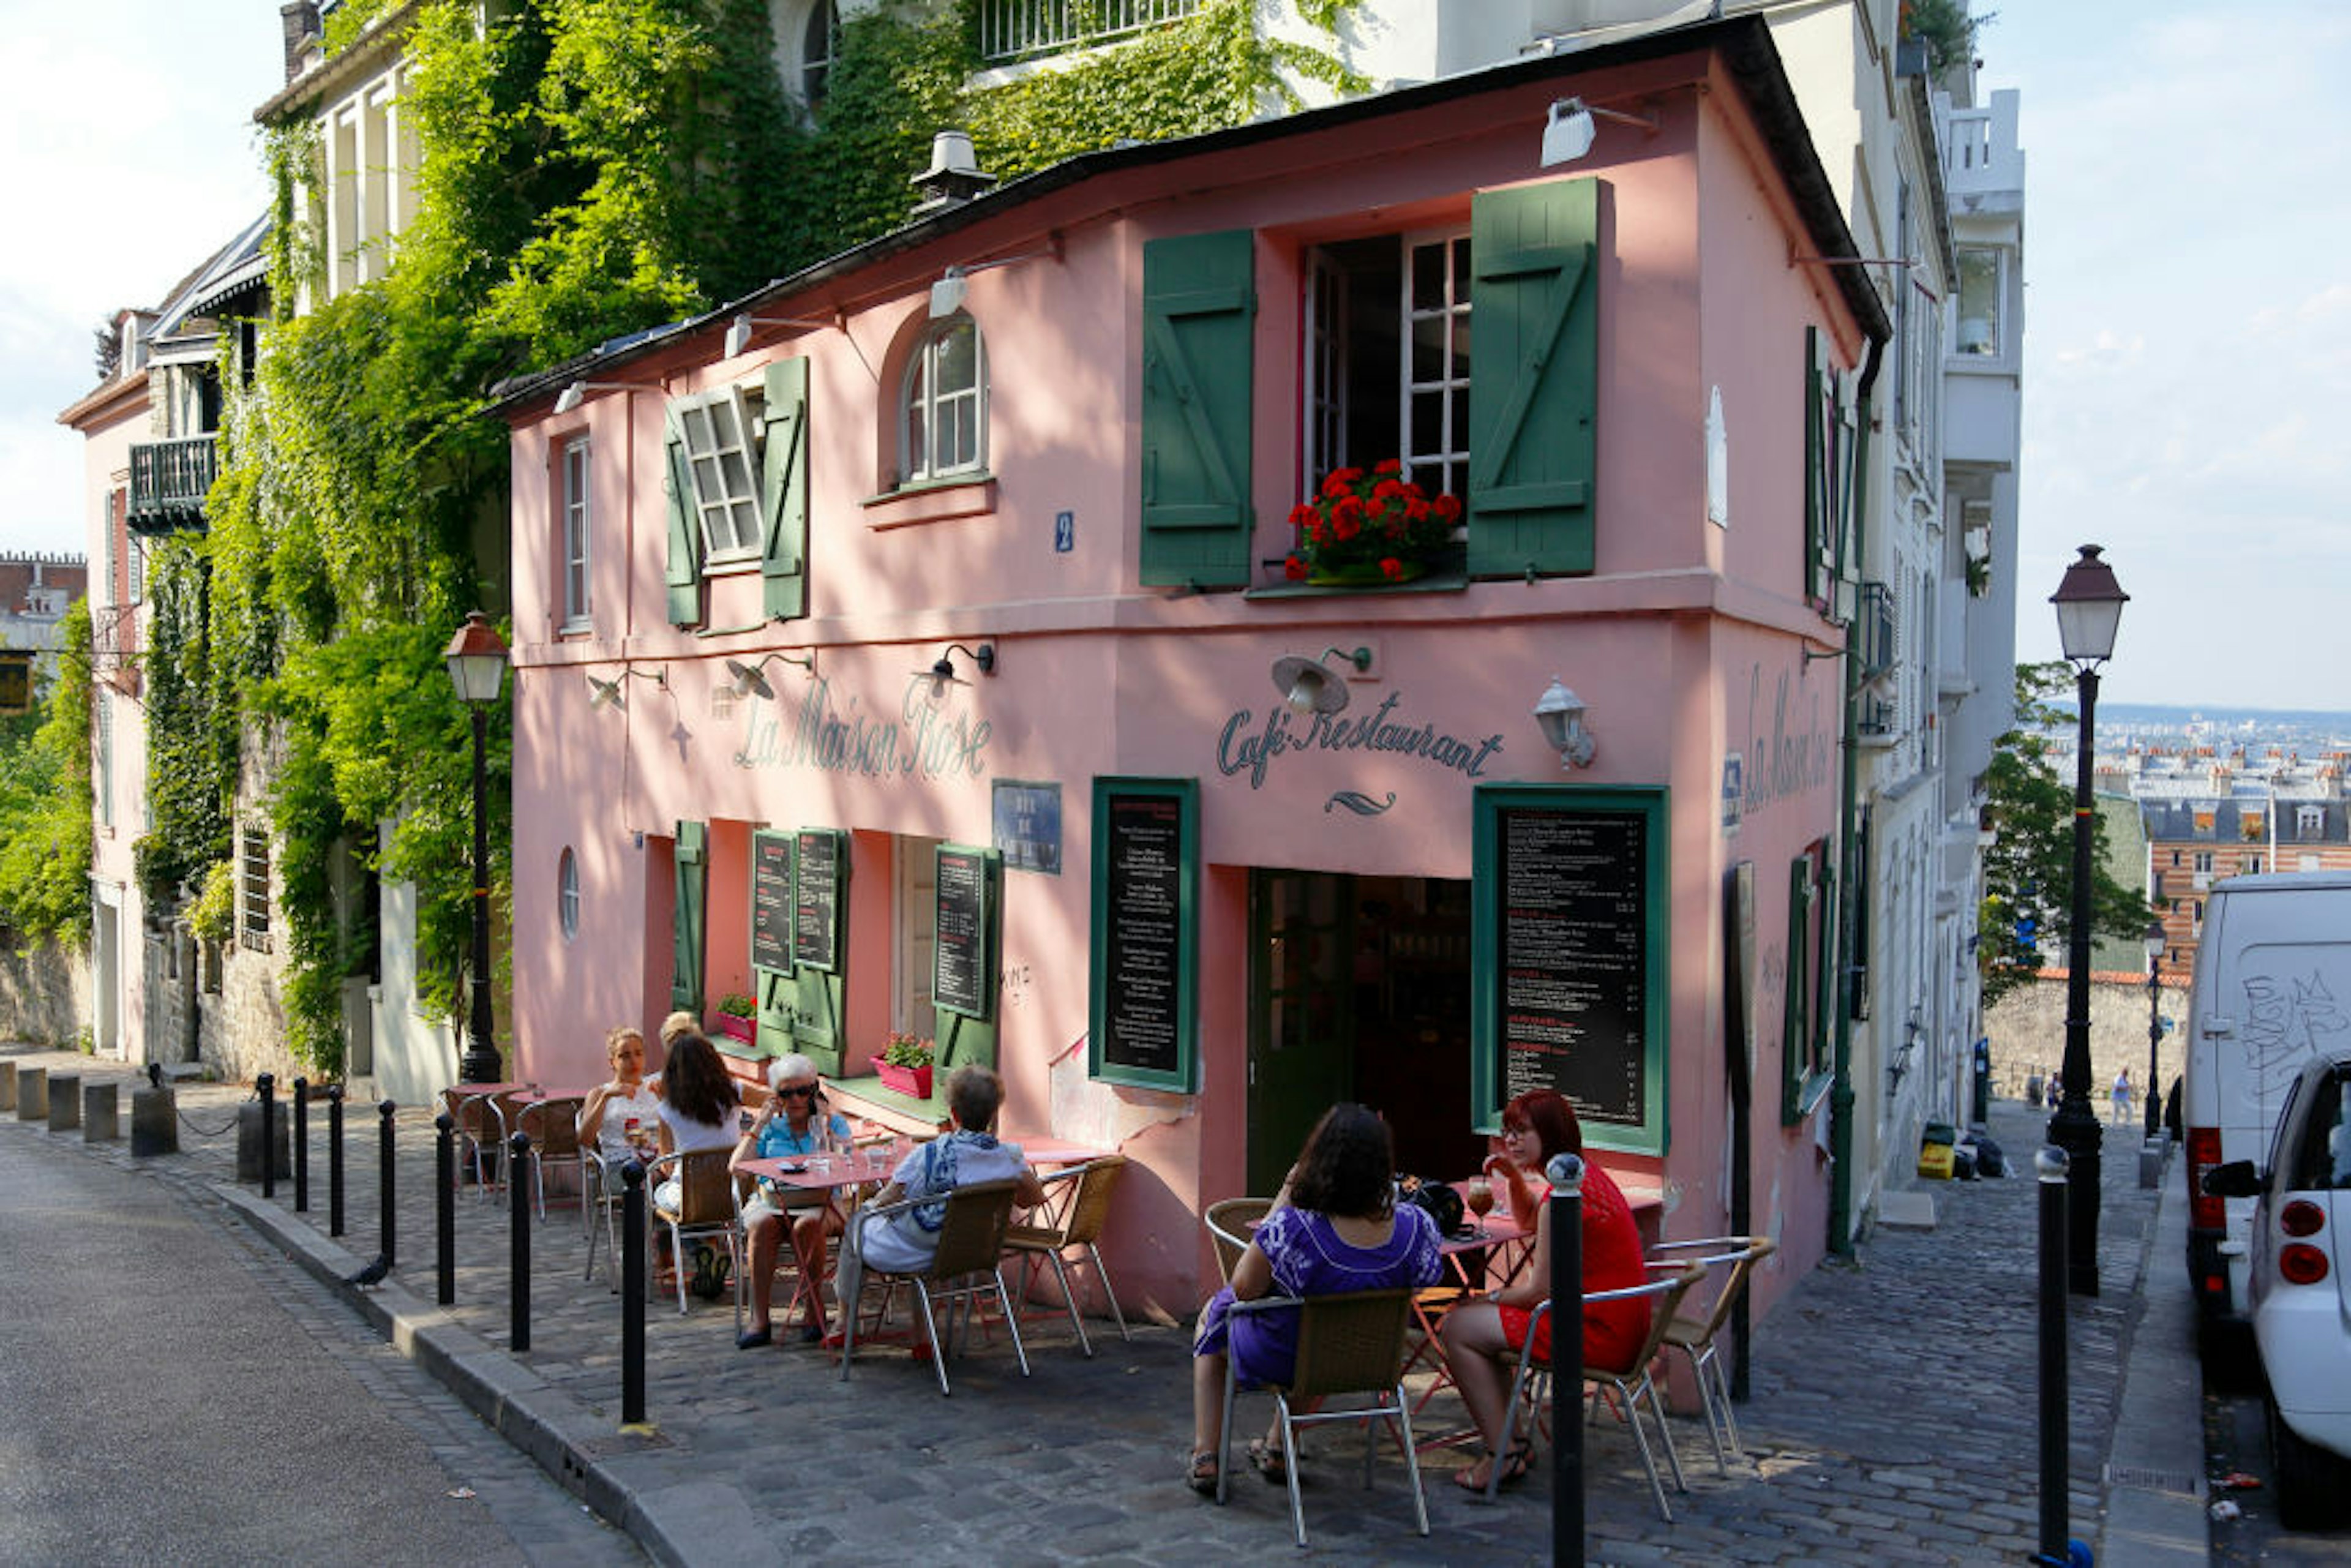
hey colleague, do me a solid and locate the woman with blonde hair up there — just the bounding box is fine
[577,1026,662,1161]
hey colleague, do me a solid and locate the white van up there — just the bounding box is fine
[2185,871,2351,1341]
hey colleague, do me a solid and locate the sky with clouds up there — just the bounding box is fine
[4,1,2344,711]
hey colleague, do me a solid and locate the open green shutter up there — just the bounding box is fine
[1780,852,1813,1123]
[1803,327,1837,605]
[1140,229,1254,588]
[760,359,809,621]
[1468,178,1601,578]
[662,404,703,627]
[670,821,706,1013]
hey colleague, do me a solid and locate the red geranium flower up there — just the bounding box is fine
[1284,554,1308,580]
[1379,557,1406,580]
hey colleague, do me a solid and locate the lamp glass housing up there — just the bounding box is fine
[2050,545,2128,664]
[443,613,509,706]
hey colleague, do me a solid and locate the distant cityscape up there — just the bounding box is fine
[2040,703,2351,760]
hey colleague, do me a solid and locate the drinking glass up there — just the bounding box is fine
[1465,1177,1496,1236]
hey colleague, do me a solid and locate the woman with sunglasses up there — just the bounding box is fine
[730,1054,853,1348]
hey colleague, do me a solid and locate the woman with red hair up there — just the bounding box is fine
[1439,1088,1648,1493]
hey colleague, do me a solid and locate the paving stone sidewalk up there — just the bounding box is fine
[2,1049,2174,1565]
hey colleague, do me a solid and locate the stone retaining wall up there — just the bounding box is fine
[1984,972,2185,1125]
[0,938,91,1048]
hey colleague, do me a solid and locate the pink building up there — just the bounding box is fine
[497,17,1884,1321]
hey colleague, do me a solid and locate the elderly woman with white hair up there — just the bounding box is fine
[729,1053,854,1348]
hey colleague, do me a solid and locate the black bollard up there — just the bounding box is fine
[378,1099,398,1270]
[622,1161,646,1425]
[2036,1146,2072,1567]
[1546,1153,1585,1565]
[435,1113,457,1307]
[509,1130,533,1352]
[293,1078,310,1212]
[258,1074,276,1199]
[328,1087,346,1237]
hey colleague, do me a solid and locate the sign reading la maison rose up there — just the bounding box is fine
[735,675,991,782]
[1216,691,1505,790]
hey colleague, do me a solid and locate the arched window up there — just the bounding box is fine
[802,1,837,104]
[901,314,986,483]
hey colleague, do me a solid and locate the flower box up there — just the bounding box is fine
[713,1013,756,1046]
[876,1060,933,1099]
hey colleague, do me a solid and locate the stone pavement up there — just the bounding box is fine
[1,1048,2208,1565]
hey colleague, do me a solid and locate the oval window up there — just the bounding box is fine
[558,847,580,941]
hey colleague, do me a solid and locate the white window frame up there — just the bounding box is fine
[241,823,272,951]
[674,384,767,563]
[901,316,987,484]
[1954,246,2005,358]
[2301,804,2326,841]
[560,436,592,629]
[1399,228,1471,503]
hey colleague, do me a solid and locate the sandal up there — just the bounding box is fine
[1452,1441,1535,1495]
[1187,1450,1221,1496]
[1247,1436,1289,1485]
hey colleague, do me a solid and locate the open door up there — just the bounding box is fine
[1247,870,1355,1193]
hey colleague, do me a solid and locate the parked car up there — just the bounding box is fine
[2183,872,2351,1351]
[2203,1050,2351,1526]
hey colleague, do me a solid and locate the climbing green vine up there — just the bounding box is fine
[165,0,1357,1074]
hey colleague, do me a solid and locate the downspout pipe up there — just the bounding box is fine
[1826,332,1885,1259]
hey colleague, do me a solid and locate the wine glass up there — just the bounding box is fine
[1464,1177,1496,1236]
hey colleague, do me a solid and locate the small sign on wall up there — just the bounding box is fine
[992,779,1062,874]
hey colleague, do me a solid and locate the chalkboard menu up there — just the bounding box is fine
[792,828,844,973]
[932,844,997,1021]
[1472,786,1667,1153]
[751,831,792,973]
[1089,778,1198,1092]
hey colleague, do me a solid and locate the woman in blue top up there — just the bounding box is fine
[730,1054,854,1348]
[1188,1103,1442,1493]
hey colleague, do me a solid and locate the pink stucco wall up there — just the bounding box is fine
[503,42,1864,1318]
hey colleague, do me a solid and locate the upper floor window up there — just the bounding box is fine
[802,1,837,103]
[675,386,765,560]
[561,437,591,629]
[902,315,986,483]
[323,66,417,299]
[2302,804,2327,840]
[1955,247,2004,356]
[1303,230,1471,504]
[2194,850,2214,874]
[241,823,272,951]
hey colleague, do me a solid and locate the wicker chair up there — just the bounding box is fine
[1213,1288,1429,1548]
[838,1178,1029,1397]
[514,1097,584,1222]
[643,1148,744,1315]
[442,1088,512,1196]
[1649,1235,1778,1474]
[1003,1157,1130,1355]
[1203,1196,1273,1284]
[1487,1260,1708,1520]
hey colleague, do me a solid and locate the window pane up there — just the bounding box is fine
[1411,389,1444,458]
[1411,315,1447,383]
[1411,242,1445,311]
[1452,312,1471,382]
[1957,249,2001,354]
[936,323,977,392]
[707,399,743,451]
[908,403,928,478]
[1449,388,1469,454]
[719,448,755,500]
[1450,237,1471,302]
[679,403,713,456]
[951,398,977,468]
[729,500,762,552]
[691,454,724,497]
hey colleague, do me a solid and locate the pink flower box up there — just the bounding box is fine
[713,1013,756,1046]
[876,1060,933,1099]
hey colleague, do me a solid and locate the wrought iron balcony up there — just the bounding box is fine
[978,0,1200,63]
[127,435,217,533]
[1855,580,1896,683]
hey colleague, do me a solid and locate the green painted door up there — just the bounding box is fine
[1247,870,1356,1193]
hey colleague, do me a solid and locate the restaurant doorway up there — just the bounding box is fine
[1246,872,1479,1193]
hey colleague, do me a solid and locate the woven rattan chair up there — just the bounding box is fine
[644,1148,743,1315]
[838,1178,1029,1396]
[443,1088,511,1196]
[1213,1287,1429,1548]
[515,1097,584,1222]
[1649,1235,1777,1474]
[1004,1157,1130,1355]
[1488,1260,1707,1520]
[1203,1197,1273,1284]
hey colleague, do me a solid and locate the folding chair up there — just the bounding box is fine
[643,1148,743,1315]
[514,1097,583,1222]
[1004,1157,1130,1355]
[1649,1235,1778,1474]
[838,1179,1029,1396]
[1203,1197,1273,1284]
[1214,1288,1430,1548]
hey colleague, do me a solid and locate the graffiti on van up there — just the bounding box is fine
[2244,970,2351,1090]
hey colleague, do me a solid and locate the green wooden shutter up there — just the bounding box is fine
[1468,178,1601,578]
[1780,852,1813,1123]
[662,403,703,627]
[1140,229,1254,588]
[670,820,706,1013]
[1804,327,1836,605]
[760,359,809,621]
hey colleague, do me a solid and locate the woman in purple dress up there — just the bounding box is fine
[1188,1104,1442,1493]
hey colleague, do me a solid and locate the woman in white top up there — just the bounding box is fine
[577,1026,663,1163]
[648,1032,742,1210]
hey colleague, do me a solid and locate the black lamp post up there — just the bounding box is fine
[2145,920,2167,1142]
[444,610,510,1085]
[2049,544,2129,1296]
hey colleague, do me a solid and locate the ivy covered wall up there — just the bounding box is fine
[151,0,1354,1075]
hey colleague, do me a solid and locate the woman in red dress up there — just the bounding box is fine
[1439,1088,1649,1492]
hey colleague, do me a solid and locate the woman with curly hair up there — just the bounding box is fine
[1186,1103,1441,1495]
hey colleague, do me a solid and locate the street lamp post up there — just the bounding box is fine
[2049,545,2129,1296]
[2145,921,2167,1142]
[444,611,510,1085]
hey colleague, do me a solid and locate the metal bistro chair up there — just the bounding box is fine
[441,1087,511,1197]
[1204,1197,1273,1284]
[643,1148,744,1315]
[1003,1156,1130,1356]
[838,1179,1029,1397]
[1649,1234,1779,1474]
[1215,1287,1430,1549]
[580,1142,633,1288]
[514,1097,584,1222]
[1485,1260,1708,1521]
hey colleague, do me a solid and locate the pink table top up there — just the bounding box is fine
[740,1145,902,1191]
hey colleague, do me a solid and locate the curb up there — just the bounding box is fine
[2096,1141,2210,1566]
[212,1174,744,1567]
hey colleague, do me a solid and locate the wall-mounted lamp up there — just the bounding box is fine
[1271,646,1374,718]
[586,666,667,711]
[1533,677,1597,768]
[928,234,1065,320]
[921,642,996,693]
[725,309,842,360]
[1539,96,1660,168]
[724,651,814,701]
[553,379,658,415]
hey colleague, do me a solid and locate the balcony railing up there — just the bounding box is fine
[1855,580,1896,682]
[127,435,217,533]
[978,0,1201,63]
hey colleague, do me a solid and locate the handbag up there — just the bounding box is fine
[1397,1175,1468,1239]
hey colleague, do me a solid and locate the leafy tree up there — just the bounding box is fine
[1978,662,2151,1005]
[0,602,96,950]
